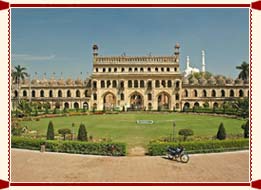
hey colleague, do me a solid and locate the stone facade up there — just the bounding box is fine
[11,44,249,111]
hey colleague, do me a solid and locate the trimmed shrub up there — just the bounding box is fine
[77,123,88,141]
[148,139,249,156]
[178,128,194,141]
[11,137,126,156]
[217,123,226,140]
[241,120,249,138]
[58,128,72,140]
[46,121,55,140]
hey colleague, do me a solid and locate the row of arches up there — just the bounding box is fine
[17,89,89,98]
[183,89,247,98]
[99,80,180,89]
[43,101,89,109]
[95,66,178,73]
[183,102,223,109]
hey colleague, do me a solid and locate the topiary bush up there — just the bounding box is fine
[216,122,226,140]
[178,128,194,141]
[46,121,55,140]
[77,123,88,141]
[58,128,72,140]
[241,120,249,138]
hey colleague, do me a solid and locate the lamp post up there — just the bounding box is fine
[72,122,75,140]
[173,121,176,142]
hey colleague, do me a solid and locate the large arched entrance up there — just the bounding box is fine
[130,92,144,110]
[103,92,116,111]
[157,92,171,110]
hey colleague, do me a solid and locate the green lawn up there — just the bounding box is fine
[18,113,246,149]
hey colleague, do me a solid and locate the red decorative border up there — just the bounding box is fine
[0,0,258,189]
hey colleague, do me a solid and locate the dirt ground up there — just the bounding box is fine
[11,149,249,182]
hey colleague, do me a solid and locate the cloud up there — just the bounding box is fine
[12,54,56,61]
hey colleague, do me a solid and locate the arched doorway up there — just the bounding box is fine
[183,102,190,111]
[103,92,116,111]
[157,92,171,110]
[74,102,79,109]
[130,92,144,110]
[83,102,89,111]
[64,102,69,109]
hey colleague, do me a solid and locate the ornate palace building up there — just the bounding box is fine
[11,44,249,111]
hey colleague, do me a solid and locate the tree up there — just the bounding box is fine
[232,98,249,118]
[58,128,71,140]
[216,123,226,140]
[236,61,249,81]
[11,65,29,103]
[241,120,249,138]
[77,123,88,141]
[47,121,55,140]
[16,99,32,117]
[178,128,194,141]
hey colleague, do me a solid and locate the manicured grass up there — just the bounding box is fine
[18,113,246,149]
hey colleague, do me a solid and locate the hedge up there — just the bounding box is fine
[12,137,126,156]
[148,139,249,156]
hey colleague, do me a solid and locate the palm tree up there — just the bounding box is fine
[11,65,28,102]
[236,62,249,81]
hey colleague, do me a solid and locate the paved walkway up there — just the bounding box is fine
[11,149,249,182]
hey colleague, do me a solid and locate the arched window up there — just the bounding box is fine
[102,68,106,72]
[129,68,132,72]
[84,90,88,97]
[40,90,44,97]
[49,90,53,97]
[175,81,180,88]
[93,93,97,100]
[120,81,124,88]
[155,67,159,72]
[167,80,172,88]
[148,93,152,101]
[32,90,35,97]
[161,80,166,87]
[114,68,117,72]
[112,80,117,88]
[174,68,177,72]
[184,89,188,97]
[175,93,179,100]
[134,80,139,88]
[140,80,145,88]
[212,90,216,97]
[95,68,98,72]
[128,80,132,88]
[140,68,144,72]
[74,102,79,109]
[106,80,111,88]
[58,90,62,97]
[155,80,160,88]
[161,67,164,72]
[167,68,170,72]
[121,68,125,72]
[239,89,244,97]
[221,89,225,97]
[67,90,71,97]
[14,90,18,97]
[108,68,111,72]
[230,89,234,97]
[148,67,151,72]
[101,80,105,88]
[147,81,152,89]
[134,68,138,72]
[120,93,124,100]
[23,90,27,97]
[76,90,80,97]
[194,90,198,97]
[203,90,207,97]
[92,81,97,89]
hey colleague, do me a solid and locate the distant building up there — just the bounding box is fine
[11,44,249,111]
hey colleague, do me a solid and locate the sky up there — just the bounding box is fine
[11,8,249,79]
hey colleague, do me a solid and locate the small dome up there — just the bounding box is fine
[31,79,39,85]
[39,79,48,85]
[182,77,189,85]
[207,76,216,85]
[22,79,30,85]
[175,43,180,49]
[235,78,244,85]
[189,76,198,85]
[92,44,98,50]
[66,78,74,85]
[216,76,226,85]
[226,77,234,84]
[198,77,207,85]
[48,78,57,86]
[57,79,65,85]
[75,78,83,85]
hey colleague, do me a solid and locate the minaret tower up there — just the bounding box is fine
[174,43,180,63]
[186,56,190,69]
[202,50,206,73]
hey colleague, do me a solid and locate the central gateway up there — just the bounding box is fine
[90,44,182,111]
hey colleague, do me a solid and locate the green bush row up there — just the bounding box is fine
[12,137,127,156]
[148,139,249,156]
